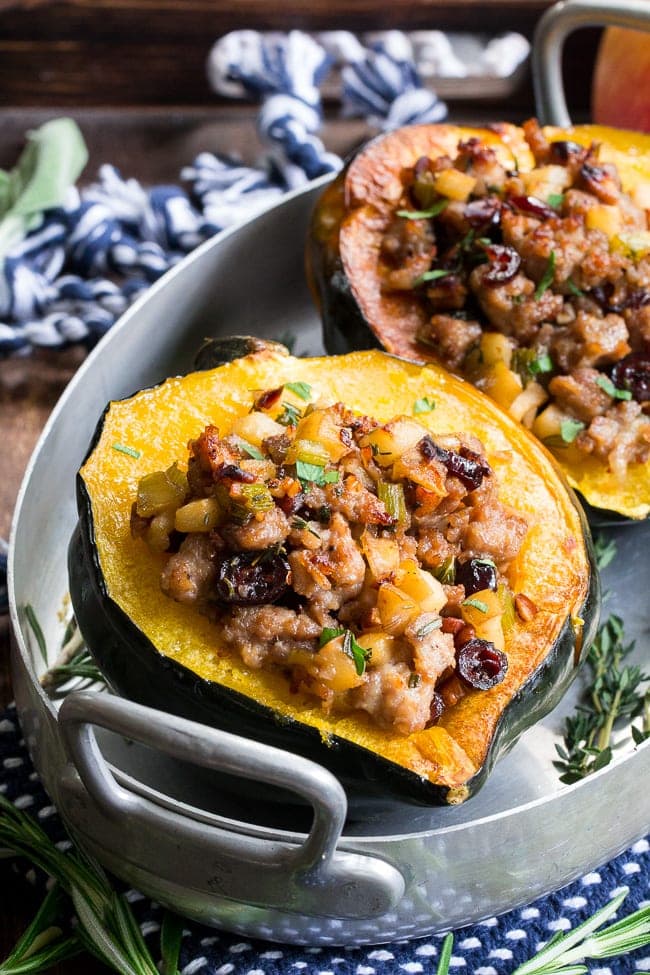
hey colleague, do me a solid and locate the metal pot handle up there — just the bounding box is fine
[58,691,405,920]
[533,0,650,126]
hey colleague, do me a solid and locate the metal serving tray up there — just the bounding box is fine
[8,0,650,946]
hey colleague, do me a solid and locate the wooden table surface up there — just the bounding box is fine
[0,5,600,951]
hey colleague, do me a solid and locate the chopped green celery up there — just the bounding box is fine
[377,481,407,524]
[136,463,188,517]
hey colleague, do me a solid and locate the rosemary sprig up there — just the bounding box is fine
[555,614,650,784]
[0,793,182,975]
[1,795,649,974]
[39,617,104,691]
[0,884,81,974]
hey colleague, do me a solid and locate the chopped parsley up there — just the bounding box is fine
[513,348,554,381]
[528,352,554,375]
[276,402,302,426]
[295,459,339,488]
[408,672,422,688]
[547,192,564,209]
[543,417,586,449]
[560,418,585,443]
[413,396,436,415]
[319,627,371,676]
[462,598,489,614]
[112,443,141,459]
[397,199,448,220]
[534,250,556,300]
[238,440,265,460]
[596,374,632,401]
[285,381,312,402]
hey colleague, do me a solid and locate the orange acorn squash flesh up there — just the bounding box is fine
[76,346,596,804]
[308,124,650,520]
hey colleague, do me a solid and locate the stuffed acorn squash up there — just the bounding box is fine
[308,121,650,520]
[69,339,598,804]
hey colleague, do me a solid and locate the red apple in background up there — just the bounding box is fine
[592,27,650,133]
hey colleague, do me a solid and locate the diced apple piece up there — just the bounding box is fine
[434,168,477,202]
[360,532,401,582]
[232,412,285,447]
[395,558,447,614]
[376,583,419,635]
[295,408,351,462]
[480,331,514,368]
[481,361,523,410]
[360,417,429,467]
[586,204,622,238]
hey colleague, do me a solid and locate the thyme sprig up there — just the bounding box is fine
[554,614,650,784]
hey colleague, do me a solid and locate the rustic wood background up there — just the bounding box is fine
[0,1,602,969]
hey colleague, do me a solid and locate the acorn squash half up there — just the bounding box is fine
[69,339,598,805]
[308,122,650,520]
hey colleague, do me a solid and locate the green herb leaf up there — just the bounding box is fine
[24,604,47,664]
[413,396,436,414]
[112,443,141,459]
[593,533,617,571]
[285,381,312,401]
[414,268,451,286]
[238,440,265,460]
[528,352,554,375]
[416,618,443,638]
[397,199,448,220]
[560,418,585,443]
[534,250,556,300]
[436,932,454,975]
[0,119,88,265]
[547,192,565,208]
[462,598,488,613]
[554,614,648,784]
[343,630,372,676]
[595,374,633,401]
[433,555,455,584]
[408,672,421,688]
[295,459,339,488]
[318,627,371,676]
[160,912,184,975]
[276,402,302,426]
[567,278,584,297]
[319,626,346,647]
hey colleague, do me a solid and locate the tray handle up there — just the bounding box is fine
[533,0,650,127]
[58,691,405,920]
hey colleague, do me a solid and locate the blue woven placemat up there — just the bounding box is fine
[1,701,648,974]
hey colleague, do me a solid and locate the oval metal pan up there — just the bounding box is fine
[9,177,650,945]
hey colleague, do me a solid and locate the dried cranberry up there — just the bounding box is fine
[214,551,291,605]
[483,244,521,286]
[508,194,556,221]
[276,492,305,516]
[427,692,444,725]
[215,463,256,483]
[548,140,583,165]
[418,437,491,491]
[611,351,650,403]
[254,386,284,411]
[456,558,498,595]
[464,197,502,230]
[624,289,650,311]
[457,639,508,690]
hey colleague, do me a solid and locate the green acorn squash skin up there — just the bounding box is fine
[69,339,599,806]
